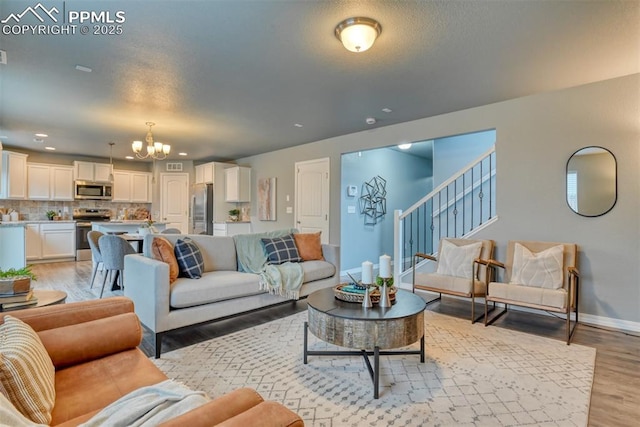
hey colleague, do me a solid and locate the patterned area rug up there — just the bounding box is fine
[153,310,595,426]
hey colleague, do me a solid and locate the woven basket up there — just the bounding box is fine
[334,283,397,304]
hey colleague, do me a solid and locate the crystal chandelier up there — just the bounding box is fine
[131,122,170,160]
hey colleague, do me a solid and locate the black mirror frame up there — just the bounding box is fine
[565,146,617,218]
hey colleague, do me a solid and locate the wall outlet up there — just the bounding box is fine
[347,205,356,214]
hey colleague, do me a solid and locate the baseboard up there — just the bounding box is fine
[579,313,640,334]
[405,288,640,334]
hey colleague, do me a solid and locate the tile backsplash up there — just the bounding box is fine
[0,200,151,221]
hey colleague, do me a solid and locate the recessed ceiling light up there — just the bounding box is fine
[398,143,412,150]
[382,108,392,113]
[125,156,134,160]
[44,146,56,151]
[35,133,48,137]
[294,123,303,128]
[178,152,187,156]
[75,64,92,73]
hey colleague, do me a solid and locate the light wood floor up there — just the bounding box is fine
[29,261,640,426]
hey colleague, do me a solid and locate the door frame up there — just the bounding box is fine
[159,172,190,233]
[294,157,330,243]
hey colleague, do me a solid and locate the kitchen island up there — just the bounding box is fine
[92,221,168,234]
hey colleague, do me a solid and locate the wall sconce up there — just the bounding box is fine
[335,17,382,53]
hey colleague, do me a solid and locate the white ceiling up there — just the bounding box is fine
[0,0,638,162]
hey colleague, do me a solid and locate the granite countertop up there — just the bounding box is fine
[0,220,76,225]
[97,221,169,225]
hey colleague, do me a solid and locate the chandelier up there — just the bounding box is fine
[131,122,170,160]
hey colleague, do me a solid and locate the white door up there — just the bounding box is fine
[160,173,189,233]
[295,158,330,243]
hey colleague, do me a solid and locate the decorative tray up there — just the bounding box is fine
[334,283,397,304]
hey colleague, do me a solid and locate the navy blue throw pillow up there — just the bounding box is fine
[174,237,204,279]
[261,234,302,265]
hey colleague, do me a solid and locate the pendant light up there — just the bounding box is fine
[108,142,115,182]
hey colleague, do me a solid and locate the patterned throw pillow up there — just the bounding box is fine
[262,234,302,265]
[0,315,55,424]
[151,237,180,284]
[435,240,483,279]
[174,237,204,279]
[293,232,324,261]
[510,243,564,289]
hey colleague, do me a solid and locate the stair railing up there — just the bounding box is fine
[394,147,496,280]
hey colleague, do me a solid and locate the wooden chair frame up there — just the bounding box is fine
[412,238,495,323]
[483,241,580,344]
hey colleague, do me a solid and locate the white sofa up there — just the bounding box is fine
[124,233,340,357]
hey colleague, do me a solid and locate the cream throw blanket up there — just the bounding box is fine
[79,380,208,427]
[234,229,304,299]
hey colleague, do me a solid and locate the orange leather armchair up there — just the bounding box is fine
[3,297,303,426]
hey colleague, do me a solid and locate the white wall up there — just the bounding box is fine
[239,74,640,324]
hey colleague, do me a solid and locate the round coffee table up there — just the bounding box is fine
[304,287,427,399]
[33,290,67,307]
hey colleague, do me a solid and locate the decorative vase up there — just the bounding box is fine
[0,277,31,295]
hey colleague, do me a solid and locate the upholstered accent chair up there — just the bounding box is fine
[412,238,494,322]
[484,240,580,344]
[87,230,104,289]
[98,235,137,298]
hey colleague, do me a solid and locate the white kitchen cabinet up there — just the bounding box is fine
[195,162,215,184]
[51,166,74,200]
[112,171,132,202]
[27,164,51,200]
[131,172,152,202]
[41,223,76,259]
[112,170,152,202]
[0,151,28,199]
[25,223,42,260]
[225,166,251,202]
[27,164,74,201]
[74,161,112,182]
[213,222,251,236]
[25,222,76,262]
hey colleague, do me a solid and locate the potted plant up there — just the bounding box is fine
[0,265,37,295]
[46,210,57,221]
[228,209,240,222]
[138,219,157,236]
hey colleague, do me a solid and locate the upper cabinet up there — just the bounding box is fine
[112,170,152,203]
[225,166,251,202]
[0,151,28,200]
[74,161,112,182]
[27,164,74,201]
[195,162,215,184]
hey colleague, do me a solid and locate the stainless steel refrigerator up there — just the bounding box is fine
[192,183,214,234]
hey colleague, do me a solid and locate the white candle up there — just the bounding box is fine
[379,254,392,278]
[361,261,374,284]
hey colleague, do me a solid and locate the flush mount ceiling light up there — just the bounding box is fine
[335,17,382,53]
[131,122,170,160]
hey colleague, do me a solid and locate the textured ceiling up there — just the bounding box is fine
[0,0,638,162]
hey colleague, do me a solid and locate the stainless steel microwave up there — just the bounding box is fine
[75,181,113,200]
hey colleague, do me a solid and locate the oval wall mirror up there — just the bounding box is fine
[566,146,617,217]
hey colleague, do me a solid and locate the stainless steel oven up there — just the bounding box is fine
[73,208,111,260]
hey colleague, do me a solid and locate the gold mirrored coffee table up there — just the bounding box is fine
[304,287,426,399]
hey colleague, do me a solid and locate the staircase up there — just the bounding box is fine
[393,147,497,283]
